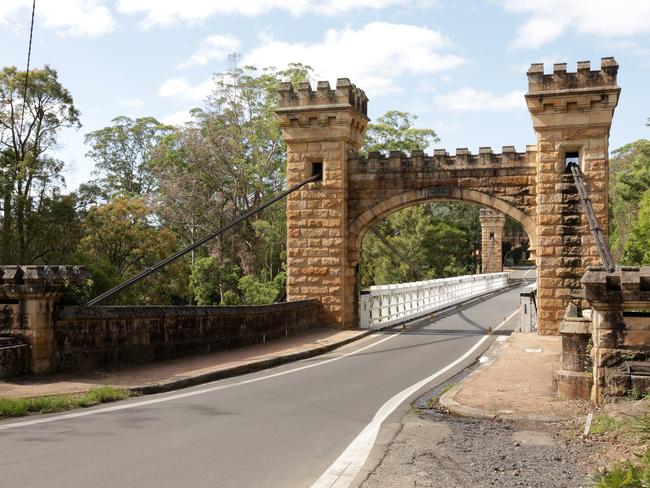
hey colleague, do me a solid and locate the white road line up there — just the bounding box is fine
[0,330,401,431]
[310,307,520,488]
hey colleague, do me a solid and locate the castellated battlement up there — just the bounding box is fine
[349,146,535,172]
[276,78,368,116]
[527,57,619,94]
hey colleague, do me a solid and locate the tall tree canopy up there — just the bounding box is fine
[85,116,173,199]
[151,64,312,304]
[362,110,439,154]
[0,65,80,263]
[609,119,650,262]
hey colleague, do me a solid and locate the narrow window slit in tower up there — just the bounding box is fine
[311,162,323,181]
[565,151,580,172]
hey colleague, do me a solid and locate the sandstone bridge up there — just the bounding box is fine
[2,58,649,407]
[277,57,619,335]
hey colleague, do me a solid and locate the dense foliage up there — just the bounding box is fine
[609,120,650,266]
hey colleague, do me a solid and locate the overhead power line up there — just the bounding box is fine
[19,0,36,140]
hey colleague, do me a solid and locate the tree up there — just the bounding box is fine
[362,110,439,154]
[621,190,650,266]
[152,64,313,303]
[0,65,80,262]
[359,205,477,287]
[77,196,187,304]
[85,116,173,199]
[189,256,240,305]
[608,122,650,259]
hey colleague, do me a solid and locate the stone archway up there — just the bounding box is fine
[347,187,536,268]
[276,59,620,334]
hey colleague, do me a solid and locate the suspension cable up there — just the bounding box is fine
[567,162,616,273]
[18,0,36,140]
[367,227,429,280]
[87,173,322,306]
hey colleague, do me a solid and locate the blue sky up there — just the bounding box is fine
[1,0,649,190]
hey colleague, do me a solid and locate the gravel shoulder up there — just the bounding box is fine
[358,407,606,488]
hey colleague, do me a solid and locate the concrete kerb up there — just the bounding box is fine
[438,336,568,423]
[129,329,374,396]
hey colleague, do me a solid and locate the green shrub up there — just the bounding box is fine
[593,449,650,487]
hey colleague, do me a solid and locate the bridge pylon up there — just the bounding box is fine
[479,208,506,274]
[275,80,369,328]
[526,58,620,334]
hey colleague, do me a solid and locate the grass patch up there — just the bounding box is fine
[0,386,129,419]
[426,383,456,409]
[592,449,650,487]
[590,413,625,435]
[591,410,650,487]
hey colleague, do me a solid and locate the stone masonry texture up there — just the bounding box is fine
[276,58,619,333]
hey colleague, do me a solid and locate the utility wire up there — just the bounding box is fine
[18,0,36,141]
[368,227,429,280]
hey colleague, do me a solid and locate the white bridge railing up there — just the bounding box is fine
[359,272,509,329]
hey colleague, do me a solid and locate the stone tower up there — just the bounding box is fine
[526,58,620,334]
[479,208,505,273]
[275,80,368,328]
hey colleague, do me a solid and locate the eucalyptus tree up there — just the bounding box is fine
[0,65,80,262]
[85,116,174,199]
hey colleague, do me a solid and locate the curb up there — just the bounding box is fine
[129,329,373,396]
[438,336,568,423]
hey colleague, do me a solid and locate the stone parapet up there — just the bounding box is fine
[349,146,533,173]
[55,300,322,373]
[582,266,650,308]
[527,58,619,94]
[0,265,88,374]
[277,78,368,116]
[0,265,87,299]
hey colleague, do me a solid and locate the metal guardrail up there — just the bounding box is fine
[359,272,509,329]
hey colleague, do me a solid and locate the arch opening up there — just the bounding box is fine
[349,188,536,268]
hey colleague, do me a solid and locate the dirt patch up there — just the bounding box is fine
[359,409,612,488]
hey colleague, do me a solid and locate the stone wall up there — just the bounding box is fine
[54,300,322,373]
[0,265,88,373]
[557,267,650,404]
[0,337,30,379]
[583,267,650,403]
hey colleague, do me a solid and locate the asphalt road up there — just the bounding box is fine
[0,286,522,488]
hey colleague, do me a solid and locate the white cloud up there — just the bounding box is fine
[178,34,241,69]
[242,22,466,95]
[158,77,213,101]
[161,109,194,126]
[433,88,525,112]
[0,0,114,37]
[498,0,650,49]
[117,0,438,27]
